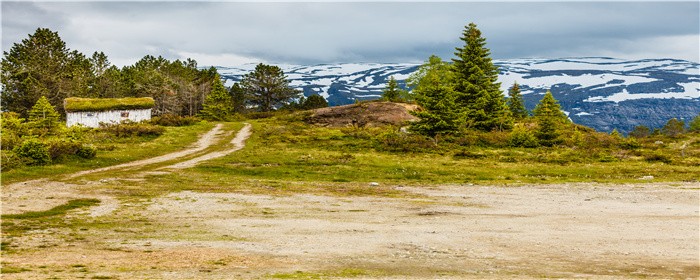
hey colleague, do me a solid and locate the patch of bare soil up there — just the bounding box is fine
[306,101,418,127]
[130,184,698,279]
[6,183,696,279]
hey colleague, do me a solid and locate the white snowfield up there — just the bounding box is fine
[213,57,699,104]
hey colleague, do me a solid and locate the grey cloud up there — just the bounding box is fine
[2,2,698,66]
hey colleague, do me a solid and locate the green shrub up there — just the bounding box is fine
[45,138,82,161]
[14,139,51,166]
[76,144,97,159]
[645,152,672,164]
[99,122,165,137]
[620,138,641,149]
[376,131,436,153]
[1,112,29,150]
[508,129,539,148]
[150,114,201,126]
[1,150,27,170]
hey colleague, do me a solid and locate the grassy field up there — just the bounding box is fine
[1,121,215,184]
[2,117,698,279]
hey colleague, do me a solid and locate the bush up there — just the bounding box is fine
[45,138,82,161]
[76,144,97,159]
[508,129,539,148]
[1,150,27,170]
[150,114,201,126]
[645,152,672,164]
[14,139,51,166]
[99,122,165,137]
[376,131,436,153]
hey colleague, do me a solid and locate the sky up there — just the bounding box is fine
[2,1,699,67]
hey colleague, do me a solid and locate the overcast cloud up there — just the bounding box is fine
[2,1,698,67]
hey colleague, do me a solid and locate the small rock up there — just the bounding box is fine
[638,175,654,180]
[654,141,664,145]
[100,179,108,183]
[369,182,380,186]
[584,198,591,201]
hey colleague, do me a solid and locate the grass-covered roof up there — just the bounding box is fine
[64,97,155,112]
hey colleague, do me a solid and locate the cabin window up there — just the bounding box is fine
[121,112,129,118]
[87,113,94,117]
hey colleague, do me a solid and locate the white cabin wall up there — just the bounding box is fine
[66,109,152,128]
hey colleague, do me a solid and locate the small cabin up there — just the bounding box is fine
[64,97,155,128]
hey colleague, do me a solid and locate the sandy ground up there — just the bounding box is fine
[2,123,699,279]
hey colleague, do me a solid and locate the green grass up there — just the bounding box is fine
[2,199,100,220]
[64,97,154,112]
[184,120,699,186]
[1,121,215,184]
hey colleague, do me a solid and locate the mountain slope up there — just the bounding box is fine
[216,57,700,133]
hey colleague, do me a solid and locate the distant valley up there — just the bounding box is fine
[216,57,700,133]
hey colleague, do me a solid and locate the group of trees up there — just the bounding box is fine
[200,63,327,120]
[629,116,700,138]
[2,28,320,122]
[404,23,570,147]
[1,28,219,118]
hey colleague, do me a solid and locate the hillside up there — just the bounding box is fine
[216,57,700,133]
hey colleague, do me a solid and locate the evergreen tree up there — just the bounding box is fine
[382,76,401,102]
[302,94,328,110]
[507,82,528,119]
[241,63,300,112]
[1,28,90,116]
[533,90,567,146]
[533,90,567,121]
[629,125,651,138]
[661,118,685,138]
[408,56,461,138]
[28,96,61,135]
[200,76,231,120]
[451,22,512,131]
[229,83,248,114]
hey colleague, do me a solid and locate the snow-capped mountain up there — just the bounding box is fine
[216,57,700,133]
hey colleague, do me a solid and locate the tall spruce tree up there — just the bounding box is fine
[200,76,231,120]
[408,56,461,138]
[241,63,300,112]
[382,76,401,102]
[452,23,512,131]
[533,90,567,146]
[507,82,528,119]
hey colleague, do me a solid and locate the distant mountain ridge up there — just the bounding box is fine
[215,57,700,133]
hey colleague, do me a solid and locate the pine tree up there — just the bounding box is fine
[452,22,512,131]
[241,63,300,112]
[28,96,61,134]
[689,114,700,133]
[409,56,461,138]
[1,28,78,116]
[382,76,401,102]
[302,94,328,110]
[507,82,528,119]
[200,76,231,120]
[533,90,567,146]
[629,125,651,138]
[661,118,685,138]
[229,83,248,114]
